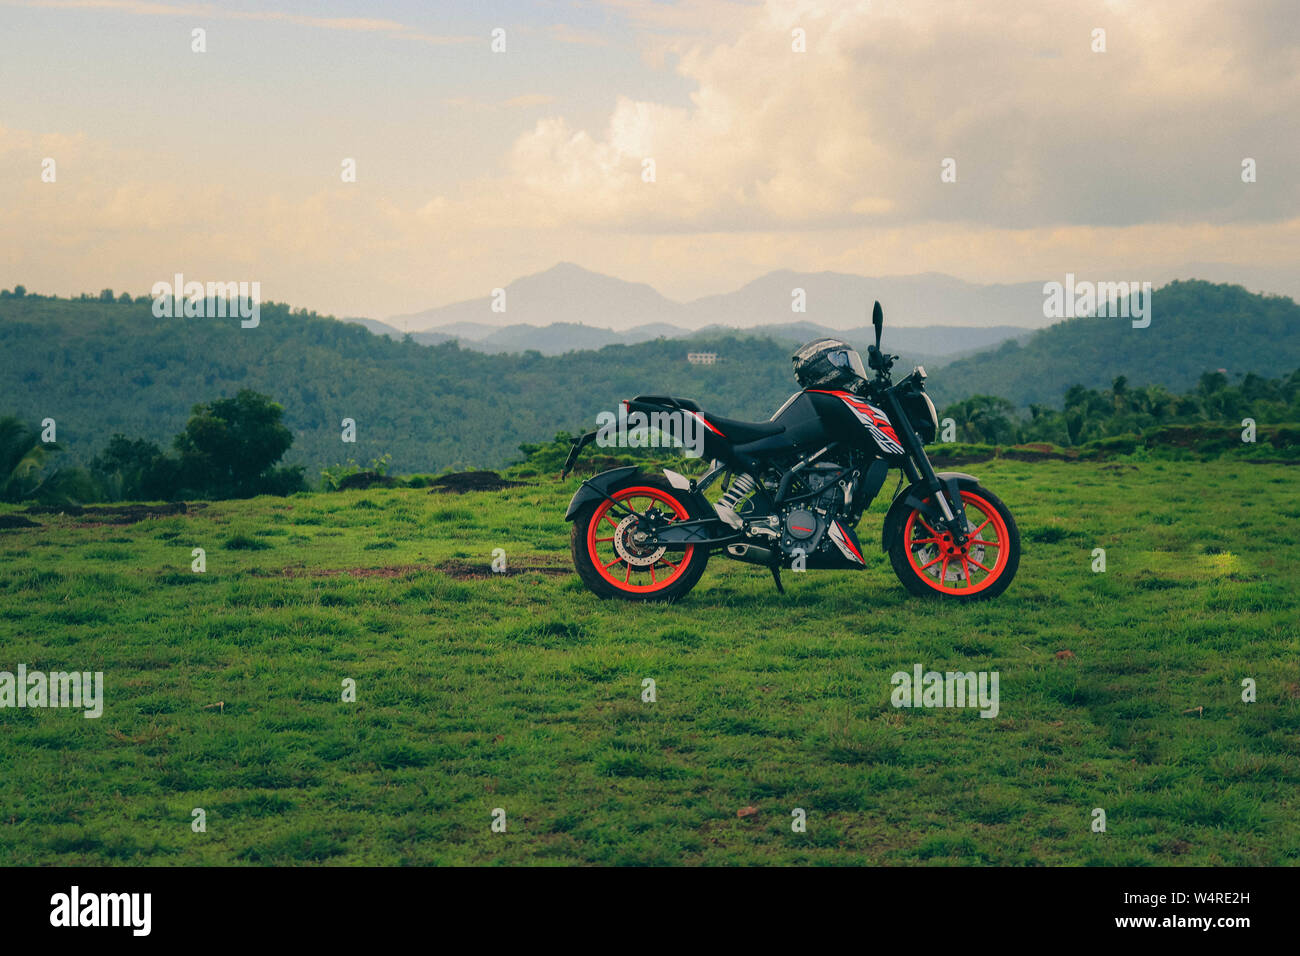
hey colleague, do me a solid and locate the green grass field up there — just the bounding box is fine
[1,459,1297,865]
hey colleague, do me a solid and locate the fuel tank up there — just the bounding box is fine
[770,390,863,451]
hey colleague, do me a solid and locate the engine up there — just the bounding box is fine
[778,462,845,557]
[726,459,869,571]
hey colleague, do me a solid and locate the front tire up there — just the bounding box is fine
[888,483,1019,601]
[570,474,710,602]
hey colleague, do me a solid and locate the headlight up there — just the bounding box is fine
[902,391,939,444]
[923,393,939,432]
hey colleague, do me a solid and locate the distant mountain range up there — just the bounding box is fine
[372,261,1300,353]
[378,262,1052,339]
[356,262,1052,358]
[347,312,1032,361]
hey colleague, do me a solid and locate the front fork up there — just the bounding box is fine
[880,391,970,545]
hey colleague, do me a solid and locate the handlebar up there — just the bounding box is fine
[867,344,898,374]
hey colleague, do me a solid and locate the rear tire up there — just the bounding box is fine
[570,473,710,602]
[888,483,1019,601]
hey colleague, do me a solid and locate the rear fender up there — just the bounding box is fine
[563,466,714,522]
[563,466,638,521]
[880,471,979,552]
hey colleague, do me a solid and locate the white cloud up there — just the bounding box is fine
[5,0,1299,315]
[478,0,1300,232]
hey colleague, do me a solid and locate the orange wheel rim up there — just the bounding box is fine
[903,491,1009,595]
[587,486,695,594]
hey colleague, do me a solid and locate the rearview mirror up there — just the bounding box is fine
[872,300,883,349]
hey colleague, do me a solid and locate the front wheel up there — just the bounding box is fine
[570,474,710,602]
[888,483,1020,601]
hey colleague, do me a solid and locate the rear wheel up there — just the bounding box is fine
[570,475,710,602]
[889,484,1019,601]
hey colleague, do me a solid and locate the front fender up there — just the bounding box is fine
[880,471,980,552]
[563,466,639,521]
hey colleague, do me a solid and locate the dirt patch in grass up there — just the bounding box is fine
[254,564,435,579]
[437,557,571,579]
[1000,445,1081,462]
[336,471,399,490]
[0,514,42,529]
[332,566,420,578]
[254,558,569,579]
[23,502,202,524]
[428,471,526,494]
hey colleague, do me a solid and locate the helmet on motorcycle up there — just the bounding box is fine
[792,338,868,390]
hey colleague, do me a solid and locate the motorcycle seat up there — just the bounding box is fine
[627,395,784,444]
[702,415,785,444]
[630,394,701,412]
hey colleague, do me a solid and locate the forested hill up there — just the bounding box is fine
[1,279,1294,473]
[0,296,799,473]
[928,280,1300,407]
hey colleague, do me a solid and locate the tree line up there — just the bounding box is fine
[1,391,304,505]
[940,368,1300,446]
[4,367,1298,505]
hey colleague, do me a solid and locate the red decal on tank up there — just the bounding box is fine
[809,390,904,454]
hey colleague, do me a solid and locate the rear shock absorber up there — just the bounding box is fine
[714,472,756,530]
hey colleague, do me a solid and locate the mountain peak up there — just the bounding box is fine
[526,261,597,279]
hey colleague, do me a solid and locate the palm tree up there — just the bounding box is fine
[945,395,1017,444]
[1111,375,1129,412]
[0,416,76,503]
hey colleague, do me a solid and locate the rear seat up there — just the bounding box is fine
[629,394,701,412]
[627,395,784,444]
[702,415,785,443]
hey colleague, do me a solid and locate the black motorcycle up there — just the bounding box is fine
[561,301,1020,602]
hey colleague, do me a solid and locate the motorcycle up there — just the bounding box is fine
[561,301,1020,602]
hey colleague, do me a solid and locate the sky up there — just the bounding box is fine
[2,0,1298,318]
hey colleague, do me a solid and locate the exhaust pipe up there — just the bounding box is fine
[727,543,774,565]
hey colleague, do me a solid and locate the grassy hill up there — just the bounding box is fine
[930,280,1300,407]
[0,296,803,475]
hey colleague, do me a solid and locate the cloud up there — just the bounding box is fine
[6,113,1300,314]
[5,0,1300,315]
[480,0,1300,232]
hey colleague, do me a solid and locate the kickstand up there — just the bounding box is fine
[769,565,785,595]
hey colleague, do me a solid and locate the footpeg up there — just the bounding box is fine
[714,503,744,530]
